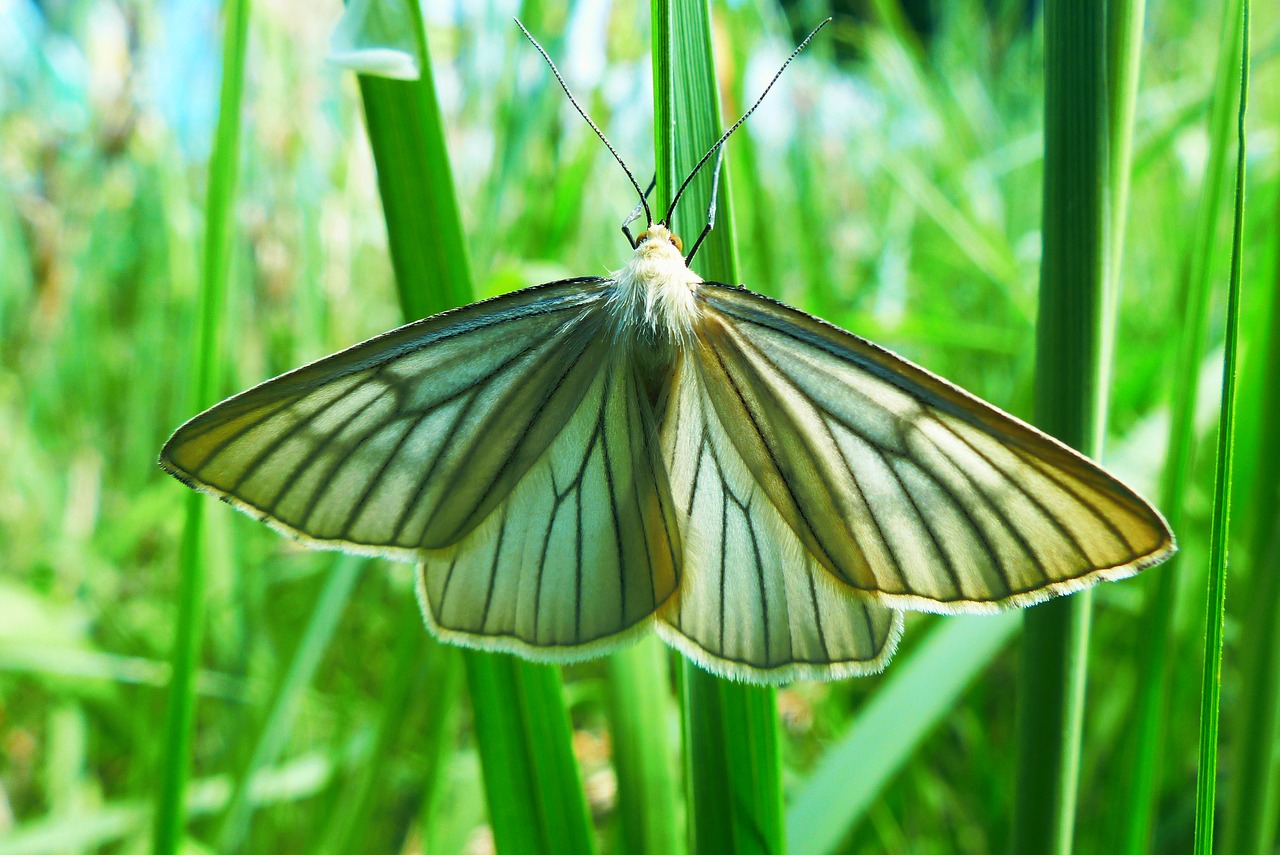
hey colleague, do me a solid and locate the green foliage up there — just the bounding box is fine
[154,0,252,849]
[1012,3,1108,852]
[0,1,1274,853]
[358,5,596,853]
[1195,1,1251,850]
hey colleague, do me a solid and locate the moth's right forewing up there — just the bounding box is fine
[693,284,1174,613]
[159,278,613,557]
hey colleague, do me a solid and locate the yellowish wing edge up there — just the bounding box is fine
[700,284,1177,615]
[159,455,427,564]
[654,608,905,684]
[869,542,1176,615]
[413,562,665,663]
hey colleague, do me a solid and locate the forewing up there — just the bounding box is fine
[160,278,614,557]
[693,284,1175,613]
[416,356,682,656]
[658,355,902,683]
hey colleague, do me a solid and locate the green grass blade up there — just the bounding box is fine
[216,556,364,852]
[1012,2,1107,852]
[1012,600,1090,854]
[653,2,781,853]
[151,0,251,850]
[355,8,594,853]
[664,2,740,279]
[356,24,472,320]
[679,670,782,854]
[652,0,674,220]
[1101,1,1153,845]
[1100,0,1146,439]
[604,639,683,855]
[319,596,461,855]
[1224,203,1280,855]
[1120,0,1245,848]
[466,654,595,854]
[1193,3,1249,851]
[787,613,1021,855]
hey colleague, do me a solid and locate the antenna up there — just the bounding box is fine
[516,19,652,226]
[663,17,832,226]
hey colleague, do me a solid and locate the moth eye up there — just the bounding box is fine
[670,233,683,253]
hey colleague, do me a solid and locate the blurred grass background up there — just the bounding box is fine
[0,0,1277,852]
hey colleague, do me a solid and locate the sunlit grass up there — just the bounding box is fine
[0,1,1274,852]
[359,6,595,852]
[153,0,251,849]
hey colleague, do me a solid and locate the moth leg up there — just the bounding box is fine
[621,175,657,248]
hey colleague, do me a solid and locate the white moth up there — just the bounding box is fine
[160,23,1174,683]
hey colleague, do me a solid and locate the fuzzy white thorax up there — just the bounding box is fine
[607,224,703,343]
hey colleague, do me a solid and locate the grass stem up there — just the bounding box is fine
[654,2,782,853]
[356,7,594,851]
[1192,2,1249,850]
[152,0,251,849]
[1012,2,1107,850]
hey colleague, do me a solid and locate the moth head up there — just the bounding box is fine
[637,224,684,258]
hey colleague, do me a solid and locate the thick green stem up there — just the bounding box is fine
[1012,2,1107,852]
[356,8,593,852]
[604,639,683,855]
[652,2,782,853]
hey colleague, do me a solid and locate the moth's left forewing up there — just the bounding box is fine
[159,278,615,558]
[693,284,1175,614]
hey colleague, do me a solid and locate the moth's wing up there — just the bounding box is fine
[657,354,903,683]
[415,354,682,656]
[691,283,1175,614]
[160,278,626,557]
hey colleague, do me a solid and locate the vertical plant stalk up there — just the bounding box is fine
[1011,2,1106,853]
[604,639,683,855]
[151,0,251,850]
[652,0,675,223]
[652,2,783,853]
[1224,198,1280,855]
[1099,0,1146,439]
[1100,0,1159,846]
[1120,0,1245,848]
[679,669,783,854]
[1193,2,1249,851]
[357,8,594,854]
[465,654,595,854]
[357,13,471,319]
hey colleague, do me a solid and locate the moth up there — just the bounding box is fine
[160,23,1174,683]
